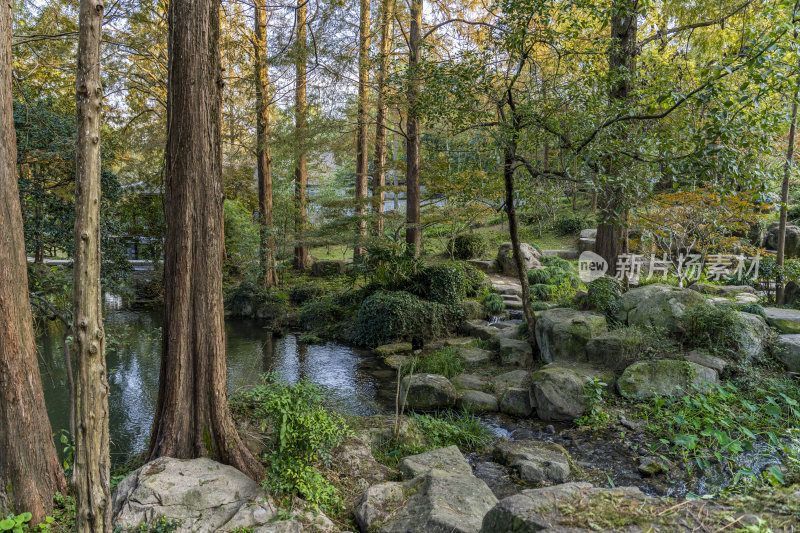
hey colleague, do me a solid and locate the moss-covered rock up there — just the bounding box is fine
[457,390,499,413]
[622,286,707,333]
[374,342,413,356]
[499,387,534,417]
[493,440,571,484]
[585,326,664,372]
[534,308,608,363]
[530,366,585,421]
[460,299,483,320]
[764,307,800,334]
[399,374,457,410]
[616,360,718,399]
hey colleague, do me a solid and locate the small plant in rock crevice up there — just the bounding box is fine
[415,347,464,378]
[481,292,505,317]
[575,378,610,428]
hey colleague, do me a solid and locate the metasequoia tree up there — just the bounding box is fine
[72,0,111,528]
[294,0,309,271]
[372,0,395,236]
[0,0,67,522]
[354,0,370,258]
[148,0,262,480]
[405,0,423,253]
[255,0,278,288]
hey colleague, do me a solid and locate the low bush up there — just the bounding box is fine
[482,293,505,317]
[289,283,326,305]
[553,215,587,236]
[298,291,361,340]
[540,256,573,271]
[236,374,351,514]
[456,262,491,298]
[587,276,622,320]
[738,303,766,318]
[448,233,486,260]
[527,266,580,289]
[415,346,464,378]
[355,291,458,347]
[413,263,469,304]
[530,283,555,301]
[683,304,740,356]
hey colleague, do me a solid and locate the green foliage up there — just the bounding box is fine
[137,518,182,533]
[482,292,505,317]
[540,256,573,271]
[236,374,350,514]
[448,233,486,259]
[355,291,458,348]
[587,276,622,320]
[575,378,610,428]
[289,283,326,305]
[413,263,469,304]
[635,379,800,491]
[223,199,260,284]
[357,243,422,292]
[455,262,491,298]
[552,215,587,236]
[0,513,54,533]
[415,347,464,378]
[683,304,740,356]
[738,303,766,318]
[530,283,555,301]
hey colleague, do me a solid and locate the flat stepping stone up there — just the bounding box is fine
[493,440,571,483]
[457,346,492,366]
[399,445,473,479]
[457,390,498,413]
[493,369,530,395]
[374,342,413,356]
[685,349,727,373]
[764,308,800,333]
[444,336,475,347]
[452,373,491,391]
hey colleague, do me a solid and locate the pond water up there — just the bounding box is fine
[36,307,397,465]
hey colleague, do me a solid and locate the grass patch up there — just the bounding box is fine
[415,347,465,378]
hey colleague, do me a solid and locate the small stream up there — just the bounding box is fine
[36,306,397,465]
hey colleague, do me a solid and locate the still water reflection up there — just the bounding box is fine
[37,308,395,464]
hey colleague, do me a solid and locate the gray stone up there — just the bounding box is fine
[530,366,586,422]
[534,308,608,363]
[579,228,597,240]
[492,369,531,395]
[774,334,800,372]
[637,456,672,476]
[399,445,473,479]
[467,259,499,274]
[452,373,491,392]
[460,318,489,337]
[731,311,770,359]
[500,387,534,417]
[766,223,800,257]
[400,374,457,410]
[253,521,303,533]
[492,337,533,367]
[355,470,498,533]
[622,286,707,333]
[493,440,571,484]
[765,307,800,334]
[685,350,727,374]
[111,457,275,533]
[311,259,347,277]
[689,283,756,297]
[497,242,541,276]
[458,346,493,366]
[458,390,499,413]
[375,342,413,356]
[585,327,652,371]
[617,360,718,399]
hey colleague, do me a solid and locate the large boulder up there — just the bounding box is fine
[617,360,718,399]
[497,242,541,276]
[530,366,586,422]
[492,337,533,367]
[467,259,499,275]
[618,285,707,333]
[400,374,457,410]
[492,369,531,396]
[578,228,597,253]
[764,307,800,334]
[585,327,653,372]
[452,373,491,392]
[730,310,770,359]
[111,457,276,533]
[399,445,473,479]
[689,283,756,298]
[458,346,493,366]
[492,440,571,484]
[458,390,499,413]
[774,334,800,372]
[310,259,347,277]
[534,308,608,363]
[499,387,534,417]
[766,223,800,256]
[355,470,498,533]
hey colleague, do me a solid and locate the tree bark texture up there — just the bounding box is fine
[0,0,67,523]
[405,0,422,254]
[294,0,309,271]
[255,1,278,289]
[73,0,111,528]
[777,81,799,304]
[372,0,394,237]
[148,0,263,481]
[354,0,370,259]
[595,0,637,275]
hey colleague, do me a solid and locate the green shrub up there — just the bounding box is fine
[289,283,325,305]
[355,291,458,347]
[553,215,587,236]
[530,283,555,301]
[413,263,469,304]
[788,204,800,221]
[531,301,549,311]
[527,268,551,285]
[540,256,573,271]
[298,292,360,340]
[236,374,350,514]
[683,304,740,356]
[482,293,505,317]
[738,303,766,318]
[587,276,622,320]
[416,347,464,378]
[456,262,491,298]
[411,411,492,451]
[449,233,486,259]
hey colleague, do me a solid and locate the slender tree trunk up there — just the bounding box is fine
[372,0,394,238]
[777,81,799,304]
[148,0,263,481]
[294,0,309,271]
[353,0,370,259]
[595,0,637,275]
[255,1,278,289]
[405,0,422,254]
[0,0,67,522]
[73,0,111,529]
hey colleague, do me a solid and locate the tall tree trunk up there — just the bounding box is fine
[372,0,394,237]
[354,0,370,259]
[148,0,262,481]
[595,0,637,275]
[777,80,799,304]
[0,0,67,522]
[73,0,111,529]
[255,1,278,289]
[405,0,422,254]
[294,0,309,271]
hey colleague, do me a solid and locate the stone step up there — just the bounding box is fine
[765,308,800,334]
